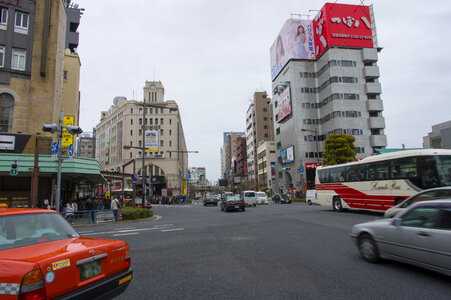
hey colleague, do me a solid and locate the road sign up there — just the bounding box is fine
[186,174,191,179]
[133,179,138,185]
[299,167,304,173]
[51,142,58,154]
[68,144,74,157]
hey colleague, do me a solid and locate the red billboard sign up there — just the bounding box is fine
[306,163,320,169]
[313,3,374,58]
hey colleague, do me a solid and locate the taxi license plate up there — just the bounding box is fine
[235,205,240,208]
[80,260,102,281]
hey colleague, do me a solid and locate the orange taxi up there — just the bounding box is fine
[0,208,132,299]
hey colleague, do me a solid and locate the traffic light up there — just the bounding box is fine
[42,123,58,133]
[10,162,18,176]
[66,125,83,135]
[282,167,291,171]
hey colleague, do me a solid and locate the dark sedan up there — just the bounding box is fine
[273,194,291,204]
[220,195,245,212]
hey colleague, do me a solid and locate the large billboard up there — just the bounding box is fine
[270,19,315,80]
[280,146,295,164]
[145,130,159,153]
[270,4,375,81]
[313,3,373,58]
[277,86,291,123]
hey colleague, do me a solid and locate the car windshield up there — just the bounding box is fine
[257,192,267,197]
[0,212,79,251]
[226,196,241,201]
[244,192,255,197]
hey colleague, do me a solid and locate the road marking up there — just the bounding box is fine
[78,230,93,234]
[114,227,136,231]
[113,233,139,237]
[83,227,161,236]
[161,228,184,232]
[153,224,173,228]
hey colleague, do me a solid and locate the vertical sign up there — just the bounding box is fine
[145,130,159,152]
[117,121,123,159]
[62,116,74,148]
[105,129,110,165]
[95,136,100,161]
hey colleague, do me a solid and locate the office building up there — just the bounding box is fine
[270,3,387,193]
[95,81,188,196]
[423,120,451,149]
[245,91,274,190]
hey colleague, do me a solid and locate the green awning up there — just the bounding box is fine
[0,153,106,184]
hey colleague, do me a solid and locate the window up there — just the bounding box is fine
[0,93,14,132]
[366,162,389,180]
[160,129,163,136]
[130,119,133,125]
[276,128,280,135]
[264,125,268,129]
[169,129,172,135]
[63,70,68,80]
[401,207,438,228]
[149,108,153,114]
[155,118,158,125]
[11,49,26,71]
[161,108,164,114]
[160,140,164,147]
[160,118,163,125]
[0,8,7,28]
[169,141,172,147]
[130,130,133,136]
[0,46,4,67]
[276,142,281,149]
[14,11,28,34]
[263,108,267,112]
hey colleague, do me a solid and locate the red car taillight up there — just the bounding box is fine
[124,243,131,270]
[19,269,46,300]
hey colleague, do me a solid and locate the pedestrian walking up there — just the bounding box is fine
[111,197,120,222]
[65,202,74,224]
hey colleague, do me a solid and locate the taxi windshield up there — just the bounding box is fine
[0,212,79,251]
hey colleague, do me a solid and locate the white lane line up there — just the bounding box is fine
[78,230,93,234]
[113,233,139,237]
[153,224,173,228]
[114,227,136,231]
[83,227,161,236]
[161,228,184,232]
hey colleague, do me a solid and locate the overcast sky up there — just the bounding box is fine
[75,0,451,183]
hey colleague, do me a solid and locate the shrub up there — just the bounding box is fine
[121,206,153,221]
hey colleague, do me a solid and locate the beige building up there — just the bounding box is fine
[0,0,68,136]
[246,91,274,190]
[257,141,276,192]
[95,81,188,196]
[224,133,244,185]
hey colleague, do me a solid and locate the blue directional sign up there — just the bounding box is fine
[299,167,304,173]
[133,179,138,185]
[68,144,74,157]
[186,174,191,179]
[51,142,58,155]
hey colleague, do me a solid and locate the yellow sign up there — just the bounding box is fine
[62,116,74,148]
[183,180,187,196]
[52,259,70,270]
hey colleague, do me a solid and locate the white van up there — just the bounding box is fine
[306,190,316,205]
[256,192,269,205]
[241,191,257,207]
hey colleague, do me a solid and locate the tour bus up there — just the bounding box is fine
[315,149,451,212]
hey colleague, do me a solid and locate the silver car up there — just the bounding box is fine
[351,199,451,276]
[384,187,451,218]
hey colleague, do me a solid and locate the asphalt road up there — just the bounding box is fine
[78,201,451,300]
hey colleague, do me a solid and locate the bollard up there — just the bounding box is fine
[119,209,123,222]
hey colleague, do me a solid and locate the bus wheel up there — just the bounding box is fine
[333,197,343,212]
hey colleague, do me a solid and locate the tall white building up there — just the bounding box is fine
[270,3,387,193]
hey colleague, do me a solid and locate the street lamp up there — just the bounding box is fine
[301,128,320,165]
[42,111,83,212]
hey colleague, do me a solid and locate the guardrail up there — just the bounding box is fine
[62,209,118,225]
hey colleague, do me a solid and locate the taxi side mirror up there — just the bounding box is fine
[392,218,401,227]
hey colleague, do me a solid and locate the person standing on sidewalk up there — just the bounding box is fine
[111,197,120,222]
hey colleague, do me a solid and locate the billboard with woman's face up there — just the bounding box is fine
[270,19,316,80]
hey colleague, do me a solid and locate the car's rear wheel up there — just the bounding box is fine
[358,234,380,263]
[241,207,245,212]
[332,197,343,211]
[308,200,312,205]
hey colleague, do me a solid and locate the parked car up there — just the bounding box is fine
[306,190,316,205]
[0,208,132,299]
[273,194,291,204]
[384,187,451,218]
[204,194,220,206]
[351,199,451,276]
[241,191,257,207]
[220,195,245,212]
[256,192,269,205]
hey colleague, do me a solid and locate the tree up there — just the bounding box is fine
[322,134,356,165]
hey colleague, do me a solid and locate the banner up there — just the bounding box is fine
[145,130,159,152]
[277,86,291,123]
[62,116,74,148]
